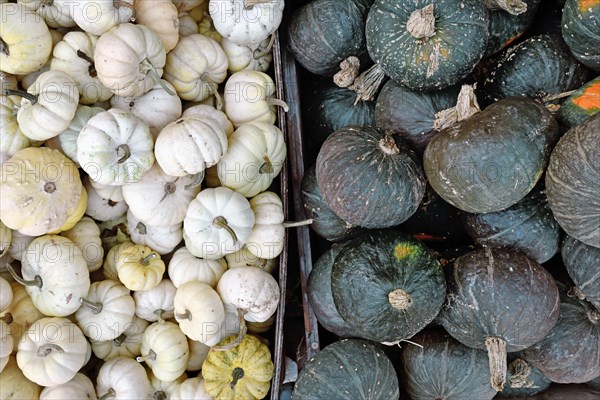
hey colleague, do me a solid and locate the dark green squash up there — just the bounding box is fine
[307,243,355,337]
[557,76,600,128]
[287,0,373,76]
[588,375,600,391]
[545,113,600,248]
[485,0,541,56]
[438,248,560,391]
[365,0,489,91]
[316,126,426,229]
[462,190,562,263]
[562,0,600,71]
[375,80,459,153]
[480,34,591,106]
[521,283,600,383]
[496,356,552,398]
[331,230,446,343]
[301,166,364,242]
[292,339,400,400]
[400,328,497,400]
[562,234,600,311]
[424,96,560,214]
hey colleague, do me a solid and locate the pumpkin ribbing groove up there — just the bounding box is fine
[485,336,507,391]
[406,4,436,40]
[0,37,9,56]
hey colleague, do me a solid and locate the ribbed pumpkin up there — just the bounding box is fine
[496,356,552,398]
[293,339,400,400]
[424,96,560,213]
[562,0,600,70]
[331,230,446,343]
[562,234,600,311]
[438,248,560,391]
[558,76,600,128]
[316,126,426,229]
[485,0,541,56]
[545,113,599,248]
[400,328,497,400]
[366,0,489,91]
[287,0,373,76]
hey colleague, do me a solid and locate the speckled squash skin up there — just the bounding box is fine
[331,230,446,343]
[292,339,400,400]
[562,234,600,311]
[485,0,541,56]
[424,96,560,214]
[316,126,426,229]
[558,76,600,128]
[462,190,562,263]
[480,34,591,105]
[496,356,552,398]
[401,328,497,400]
[366,0,489,91]
[562,0,600,71]
[287,0,374,76]
[545,113,600,248]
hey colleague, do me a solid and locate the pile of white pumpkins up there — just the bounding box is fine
[0,0,289,398]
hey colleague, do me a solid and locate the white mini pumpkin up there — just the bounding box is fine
[19,0,77,28]
[103,241,134,281]
[0,356,41,399]
[115,244,165,291]
[133,279,177,323]
[95,356,153,400]
[149,370,188,400]
[40,373,97,400]
[84,176,129,222]
[197,14,222,43]
[0,319,13,373]
[246,191,284,260]
[71,0,135,36]
[2,282,45,352]
[90,315,149,361]
[0,276,12,312]
[127,210,182,255]
[0,95,39,156]
[221,36,272,73]
[6,230,33,261]
[224,245,277,274]
[168,246,228,288]
[178,12,199,36]
[61,216,104,272]
[89,178,125,202]
[137,321,190,382]
[0,221,10,259]
[171,377,214,400]
[181,104,234,136]
[135,0,180,52]
[186,339,210,371]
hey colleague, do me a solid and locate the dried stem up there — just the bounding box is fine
[333,56,361,88]
[80,298,103,314]
[407,4,436,40]
[116,144,131,163]
[485,336,508,391]
[98,388,116,400]
[348,63,387,105]
[388,289,412,310]
[213,216,238,243]
[2,89,38,104]
[5,264,42,288]
[212,310,248,351]
[139,252,158,266]
[282,219,313,228]
[136,349,157,363]
[77,50,97,78]
[37,343,64,357]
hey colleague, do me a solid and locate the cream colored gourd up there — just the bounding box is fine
[16,317,88,386]
[96,356,153,400]
[90,315,149,361]
[246,191,284,260]
[115,244,165,291]
[13,235,90,317]
[0,222,10,260]
[155,114,227,179]
[45,106,105,166]
[178,12,199,36]
[0,72,18,92]
[182,104,234,136]
[110,79,182,139]
[0,3,52,75]
[0,319,12,372]
[0,356,41,399]
[186,339,210,371]
[9,70,79,141]
[184,187,255,259]
[217,122,286,197]
[247,313,275,334]
[223,70,286,127]
[221,37,272,73]
[71,0,135,36]
[61,216,104,272]
[149,370,188,400]
[50,31,112,104]
[0,276,12,312]
[84,176,129,222]
[103,241,134,281]
[174,281,225,345]
[7,231,33,261]
[209,0,283,47]
[75,279,135,341]
[89,178,125,202]
[19,0,76,28]
[0,95,40,156]
[217,266,279,323]
[78,108,155,186]
[198,16,222,43]
[94,23,166,97]
[2,282,44,351]
[127,210,182,255]
[137,321,190,382]
[40,373,97,400]
[224,246,277,274]
[168,247,227,288]
[163,34,228,101]
[17,28,63,92]
[135,0,180,52]
[171,377,214,400]
[133,279,176,322]
[122,163,201,226]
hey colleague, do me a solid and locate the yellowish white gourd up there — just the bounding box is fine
[95,356,153,400]
[134,0,180,52]
[61,216,104,272]
[127,210,182,255]
[186,339,210,371]
[0,319,13,372]
[71,0,135,36]
[174,280,225,345]
[133,279,177,323]
[149,369,188,400]
[246,191,285,260]
[39,373,97,400]
[171,377,214,400]
[90,315,149,361]
[115,244,165,291]
[137,321,190,382]
[0,356,41,399]
[84,176,129,222]
[0,95,40,156]
[221,37,273,73]
[168,246,228,288]
[2,282,44,352]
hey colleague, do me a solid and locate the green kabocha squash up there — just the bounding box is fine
[557,76,600,128]
[480,34,591,106]
[331,230,446,343]
[287,0,374,76]
[521,283,600,384]
[485,0,541,56]
[462,190,562,263]
[292,339,399,400]
[366,0,489,91]
[400,328,497,400]
[562,0,600,71]
[301,166,364,243]
[316,126,426,229]
[424,96,560,213]
[496,356,552,398]
[562,234,600,311]
[438,248,560,391]
[545,113,600,248]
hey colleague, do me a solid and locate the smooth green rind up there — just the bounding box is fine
[562,0,600,71]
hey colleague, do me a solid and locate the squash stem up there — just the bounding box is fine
[282,219,313,228]
[44,181,56,194]
[153,391,167,400]
[406,4,436,40]
[76,50,97,78]
[588,309,600,325]
[433,84,480,131]
[388,288,412,310]
[568,286,586,301]
[507,358,533,389]
[267,98,289,112]
[378,134,400,155]
[213,216,238,243]
[5,263,42,288]
[333,56,361,88]
[2,89,38,105]
[98,388,116,400]
[253,34,276,59]
[259,155,274,174]
[175,309,191,321]
[243,0,270,9]
[1,313,13,325]
[482,0,527,15]
[37,343,65,357]
[140,59,175,96]
[155,309,165,323]
[0,38,8,56]
[80,297,103,314]
[213,310,248,352]
[136,349,157,363]
[348,63,386,105]
[184,172,204,190]
[485,336,508,391]
[541,90,576,103]
[116,144,131,163]
[230,367,245,389]
[139,252,158,266]
[135,222,147,235]
[112,332,127,347]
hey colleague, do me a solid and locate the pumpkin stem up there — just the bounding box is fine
[184,172,204,190]
[212,309,248,352]
[43,181,56,194]
[2,89,38,105]
[140,60,175,96]
[406,4,436,40]
[153,391,167,400]
[508,358,534,389]
[214,90,224,111]
[378,134,400,155]
[37,343,65,357]
[433,84,480,131]
[175,309,191,321]
[0,38,8,56]
[80,298,103,314]
[282,219,313,228]
[333,56,361,88]
[568,286,587,301]
[1,313,13,325]
[348,63,387,105]
[541,90,577,103]
[253,33,276,59]
[485,336,508,391]
[139,252,158,266]
[388,289,412,310]
[164,181,177,195]
[213,216,238,243]
[481,0,527,15]
[112,332,127,347]
[76,50,97,78]
[136,349,157,363]
[243,0,270,9]
[155,309,166,323]
[5,263,43,289]
[116,144,131,163]
[98,388,116,400]
[230,367,245,389]
[135,222,147,235]
[267,98,289,112]
[259,155,274,174]
[588,309,600,325]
